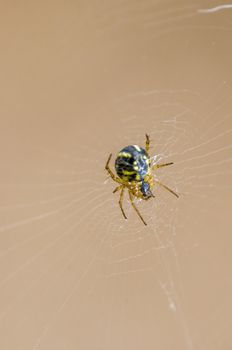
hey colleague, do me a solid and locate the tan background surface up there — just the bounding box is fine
[0,1,231,349]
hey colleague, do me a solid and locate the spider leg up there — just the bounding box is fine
[113,185,122,193]
[105,153,123,184]
[145,134,150,153]
[154,179,179,198]
[105,153,112,168]
[119,186,127,220]
[152,162,173,171]
[128,190,147,226]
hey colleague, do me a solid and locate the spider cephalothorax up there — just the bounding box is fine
[105,134,178,225]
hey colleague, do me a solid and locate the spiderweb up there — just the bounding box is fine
[0,1,231,349]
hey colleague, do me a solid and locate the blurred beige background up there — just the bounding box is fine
[0,1,231,349]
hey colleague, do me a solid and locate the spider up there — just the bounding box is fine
[105,134,179,226]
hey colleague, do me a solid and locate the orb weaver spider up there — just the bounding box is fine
[105,134,179,226]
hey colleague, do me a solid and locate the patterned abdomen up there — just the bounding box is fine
[115,145,149,182]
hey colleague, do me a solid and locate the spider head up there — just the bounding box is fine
[140,181,154,199]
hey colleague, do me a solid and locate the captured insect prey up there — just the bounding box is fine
[105,134,179,226]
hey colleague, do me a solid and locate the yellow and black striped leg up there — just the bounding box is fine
[105,153,123,184]
[119,186,127,220]
[145,134,150,153]
[154,180,179,198]
[128,191,147,226]
[152,162,173,171]
[113,185,122,193]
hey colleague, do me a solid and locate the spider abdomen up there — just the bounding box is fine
[115,145,149,182]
